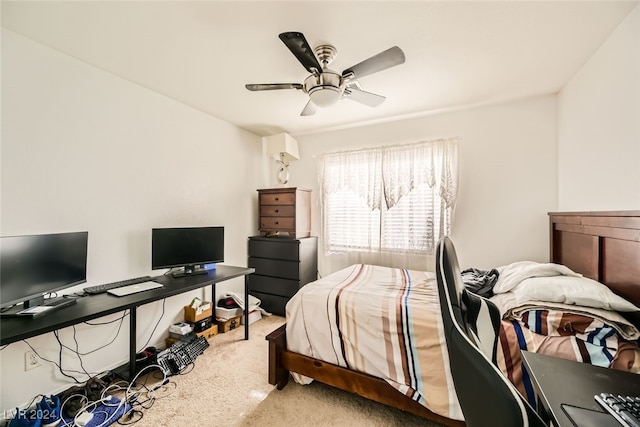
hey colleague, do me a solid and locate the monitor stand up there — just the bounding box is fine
[171,265,209,278]
[0,297,77,318]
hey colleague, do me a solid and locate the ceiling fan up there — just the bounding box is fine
[245,32,406,116]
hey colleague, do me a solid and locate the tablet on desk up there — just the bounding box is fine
[562,404,621,427]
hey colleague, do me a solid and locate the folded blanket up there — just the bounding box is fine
[491,292,640,340]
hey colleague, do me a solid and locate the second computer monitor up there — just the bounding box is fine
[151,226,224,277]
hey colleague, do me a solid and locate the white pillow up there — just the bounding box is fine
[512,275,639,312]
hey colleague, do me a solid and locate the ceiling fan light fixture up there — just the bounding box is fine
[246,32,406,115]
[308,86,342,107]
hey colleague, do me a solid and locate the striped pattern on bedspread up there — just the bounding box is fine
[497,310,640,407]
[285,264,464,421]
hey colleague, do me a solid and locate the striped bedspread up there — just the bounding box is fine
[285,264,464,421]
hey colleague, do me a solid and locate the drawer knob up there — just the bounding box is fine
[275,221,279,225]
[275,209,279,213]
[275,197,279,201]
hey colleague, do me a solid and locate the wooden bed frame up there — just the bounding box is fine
[266,211,640,427]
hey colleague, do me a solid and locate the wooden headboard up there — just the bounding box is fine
[549,211,640,309]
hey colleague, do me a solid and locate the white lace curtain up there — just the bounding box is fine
[319,137,459,256]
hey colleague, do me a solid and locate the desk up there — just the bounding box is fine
[521,350,640,427]
[1,265,254,379]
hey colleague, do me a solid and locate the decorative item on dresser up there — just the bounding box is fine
[266,133,300,185]
[258,187,311,239]
[248,236,318,316]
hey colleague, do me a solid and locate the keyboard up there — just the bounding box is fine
[595,393,640,427]
[156,334,210,375]
[107,281,162,297]
[83,276,153,295]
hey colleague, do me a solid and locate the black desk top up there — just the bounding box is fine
[0,265,254,346]
[521,350,640,427]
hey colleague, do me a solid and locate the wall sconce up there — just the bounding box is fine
[266,133,299,185]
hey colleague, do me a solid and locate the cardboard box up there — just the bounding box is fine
[217,316,242,333]
[215,306,242,320]
[166,324,218,347]
[169,330,193,340]
[241,310,262,325]
[165,334,191,347]
[165,336,179,347]
[184,301,213,322]
[196,324,218,340]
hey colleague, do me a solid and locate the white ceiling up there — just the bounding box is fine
[2,1,638,137]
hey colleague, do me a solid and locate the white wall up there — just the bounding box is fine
[285,95,558,275]
[558,4,640,210]
[1,29,265,412]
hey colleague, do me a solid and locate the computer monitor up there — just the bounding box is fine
[0,231,88,309]
[151,226,224,278]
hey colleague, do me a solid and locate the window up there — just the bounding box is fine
[319,138,458,255]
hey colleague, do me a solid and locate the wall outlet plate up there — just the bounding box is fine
[25,350,41,371]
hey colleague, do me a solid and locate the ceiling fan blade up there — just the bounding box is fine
[300,100,317,116]
[279,32,322,74]
[245,83,303,91]
[342,46,405,80]
[345,88,386,107]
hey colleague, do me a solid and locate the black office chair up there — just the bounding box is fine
[435,236,547,427]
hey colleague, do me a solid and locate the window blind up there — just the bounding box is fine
[320,138,458,255]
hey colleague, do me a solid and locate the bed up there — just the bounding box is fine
[266,211,640,426]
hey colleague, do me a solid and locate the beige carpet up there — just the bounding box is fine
[127,315,449,427]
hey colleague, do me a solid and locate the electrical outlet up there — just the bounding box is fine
[24,350,41,371]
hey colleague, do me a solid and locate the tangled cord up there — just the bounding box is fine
[55,364,176,426]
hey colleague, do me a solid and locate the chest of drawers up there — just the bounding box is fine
[247,236,317,316]
[258,187,311,238]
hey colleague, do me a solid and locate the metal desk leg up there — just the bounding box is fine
[244,274,249,340]
[128,308,137,380]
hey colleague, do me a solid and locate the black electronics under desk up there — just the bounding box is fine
[0,265,254,379]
